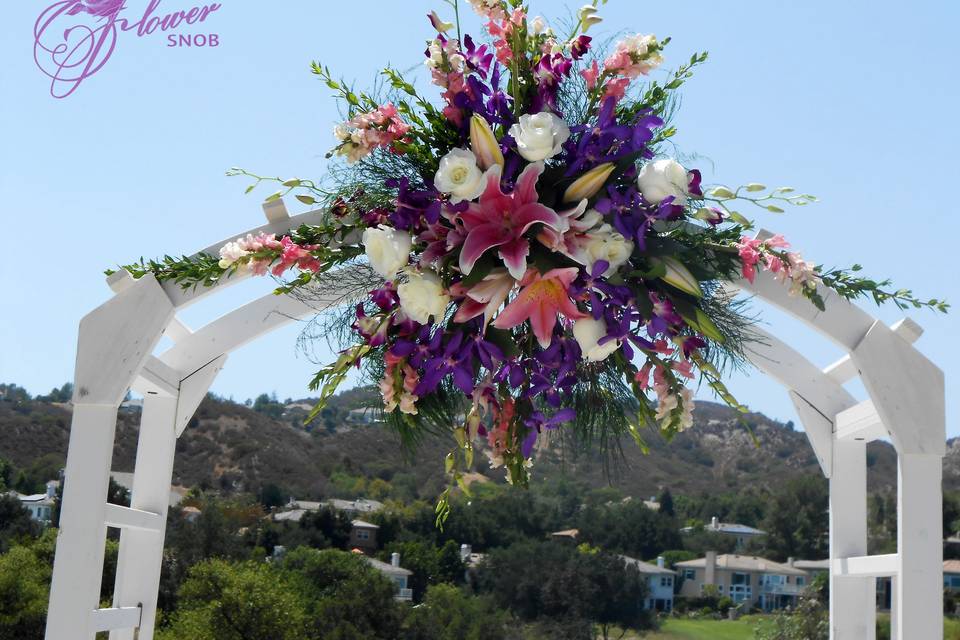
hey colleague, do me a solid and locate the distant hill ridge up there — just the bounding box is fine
[3,384,945,500]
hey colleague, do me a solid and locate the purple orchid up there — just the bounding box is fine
[386,177,442,231]
[565,98,663,176]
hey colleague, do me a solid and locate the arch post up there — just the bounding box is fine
[46,274,175,640]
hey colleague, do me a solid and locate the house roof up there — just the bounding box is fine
[363,556,413,576]
[16,493,56,506]
[681,522,767,536]
[551,528,580,539]
[620,555,675,575]
[793,559,830,571]
[675,554,807,576]
[944,560,960,575]
[351,519,379,529]
[323,498,385,513]
[289,500,322,511]
[273,509,307,522]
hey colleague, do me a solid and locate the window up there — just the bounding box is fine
[732,572,751,586]
[796,576,806,587]
[660,576,673,587]
[356,529,369,540]
[683,569,696,581]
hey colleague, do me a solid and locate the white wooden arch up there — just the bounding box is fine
[45,201,945,640]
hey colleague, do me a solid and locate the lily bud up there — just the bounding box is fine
[563,162,615,202]
[654,257,703,298]
[469,114,504,170]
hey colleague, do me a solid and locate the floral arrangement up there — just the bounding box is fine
[119,0,946,521]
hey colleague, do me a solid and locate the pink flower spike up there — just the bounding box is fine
[458,163,565,280]
[492,267,586,348]
[581,60,600,91]
[764,234,790,249]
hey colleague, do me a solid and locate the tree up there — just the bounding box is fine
[0,530,57,640]
[282,547,404,639]
[401,584,515,640]
[478,540,651,638]
[577,500,681,559]
[0,495,39,553]
[658,488,675,517]
[762,475,829,561]
[157,560,309,640]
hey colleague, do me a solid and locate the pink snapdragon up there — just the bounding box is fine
[468,0,506,21]
[381,352,420,414]
[736,234,820,295]
[335,103,410,163]
[272,236,321,276]
[581,60,600,90]
[603,34,663,79]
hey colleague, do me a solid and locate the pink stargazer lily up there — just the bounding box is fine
[458,162,566,281]
[493,267,587,348]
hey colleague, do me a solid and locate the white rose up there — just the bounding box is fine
[573,317,620,362]
[362,225,412,280]
[585,225,634,275]
[637,158,691,206]
[434,148,484,203]
[509,112,570,162]
[398,270,450,324]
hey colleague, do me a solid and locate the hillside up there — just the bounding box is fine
[0,384,922,500]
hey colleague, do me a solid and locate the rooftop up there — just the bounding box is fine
[620,555,675,575]
[550,528,580,539]
[676,554,807,576]
[323,498,384,514]
[351,519,379,529]
[944,560,960,575]
[793,559,830,571]
[362,556,412,576]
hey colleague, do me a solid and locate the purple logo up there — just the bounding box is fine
[34,0,222,98]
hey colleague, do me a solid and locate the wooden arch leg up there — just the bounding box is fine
[46,276,174,640]
[110,357,225,640]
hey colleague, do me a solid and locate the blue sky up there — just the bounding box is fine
[1,1,957,436]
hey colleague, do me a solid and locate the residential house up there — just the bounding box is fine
[792,558,829,577]
[11,481,58,523]
[676,552,808,611]
[944,560,960,590]
[350,519,379,552]
[362,552,413,601]
[621,555,675,612]
[681,516,766,550]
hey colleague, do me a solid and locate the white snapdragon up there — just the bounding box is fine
[434,148,485,203]
[218,240,249,269]
[636,158,692,205]
[398,270,450,324]
[509,112,570,162]
[362,225,412,280]
[572,317,620,362]
[530,15,546,35]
